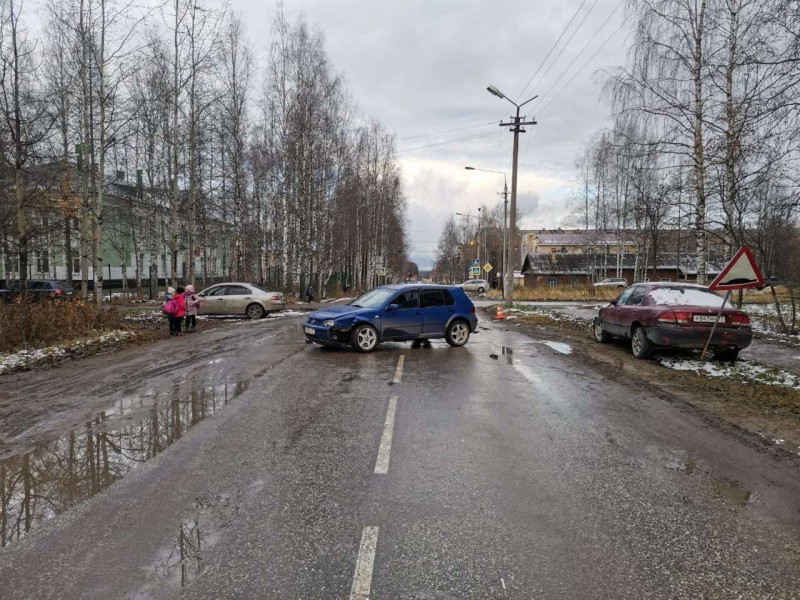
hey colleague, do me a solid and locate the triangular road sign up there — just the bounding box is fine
[708,246,764,290]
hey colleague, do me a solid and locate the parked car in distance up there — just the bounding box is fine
[303,284,478,352]
[593,282,751,361]
[6,280,75,301]
[593,277,627,288]
[196,283,285,319]
[457,278,487,293]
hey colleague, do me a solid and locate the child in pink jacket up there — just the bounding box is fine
[184,284,200,332]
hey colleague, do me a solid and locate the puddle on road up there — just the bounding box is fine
[661,449,697,474]
[712,478,753,507]
[0,381,248,549]
[501,347,514,364]
[152,519,209,590]
[489,347,514,363]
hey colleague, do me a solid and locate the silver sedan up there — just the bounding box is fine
[196,283,286,319]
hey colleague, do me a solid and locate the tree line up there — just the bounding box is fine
[571,0,800,284]
[0,0,408,301]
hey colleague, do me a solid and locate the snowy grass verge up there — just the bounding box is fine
[0,330,136,375]
[500,305,595,329]
[659,357,800,390]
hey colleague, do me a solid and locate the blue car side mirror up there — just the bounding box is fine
[387,303,399,311]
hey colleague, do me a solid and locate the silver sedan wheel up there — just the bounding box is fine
[246,303,265,319]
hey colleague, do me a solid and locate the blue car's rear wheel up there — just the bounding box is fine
[352,323,378,353]
[445,320,470,347]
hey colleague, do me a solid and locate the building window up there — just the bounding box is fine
[660,277,671,282]
[72,258,81,273]
[548,277,558,287]
[36,252,49,274]
[161,254,167,274]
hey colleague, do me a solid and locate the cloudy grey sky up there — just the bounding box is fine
[234,0,628,268]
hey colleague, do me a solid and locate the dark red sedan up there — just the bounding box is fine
[593,282,752,361]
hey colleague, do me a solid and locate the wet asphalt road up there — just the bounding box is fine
[0,314,799,599]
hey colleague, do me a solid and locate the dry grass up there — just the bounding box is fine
[0,299,122,353]
[484,285,620,302]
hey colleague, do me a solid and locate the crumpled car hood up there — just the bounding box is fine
[308,304,375,321]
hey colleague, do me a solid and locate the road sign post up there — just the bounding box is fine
[700,246,764,360]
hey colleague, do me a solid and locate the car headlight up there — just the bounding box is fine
[324,319,336,327]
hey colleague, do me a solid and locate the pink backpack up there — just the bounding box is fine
[162,298,178,315]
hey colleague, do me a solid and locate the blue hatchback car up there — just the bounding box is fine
[303,284,478,352]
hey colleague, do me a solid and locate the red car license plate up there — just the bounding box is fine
[693,315,725,324]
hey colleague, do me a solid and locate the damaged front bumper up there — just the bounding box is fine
[302,322,353,347]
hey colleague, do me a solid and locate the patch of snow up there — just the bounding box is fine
[648,288,732,307]
[659,357,800,390]
[122,310,164,324]
[541,341,573,354]
[268,310,306,319]
[774,439,785,445]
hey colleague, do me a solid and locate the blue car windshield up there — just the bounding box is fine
[350,288,395,308]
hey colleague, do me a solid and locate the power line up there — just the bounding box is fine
[537,20,625,117]
[397,130,503,154]
[397,121,497,141]
[516,0,590,102]
[531,1,623,114]
[521,0,600,108]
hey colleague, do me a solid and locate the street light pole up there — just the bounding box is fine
[456,211,478,263]
[465,166,508,299]
[487,85,537,305]
[477,207,483,266]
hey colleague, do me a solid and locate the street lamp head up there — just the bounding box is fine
[464,166,475,170]
[487,85,506,100]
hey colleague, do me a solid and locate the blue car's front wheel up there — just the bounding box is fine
[352,323,379,353]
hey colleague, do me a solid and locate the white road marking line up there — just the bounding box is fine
[501,577,506,590]
[392,355,405,384]
[349,526,379,600]
[374,396,398,474]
